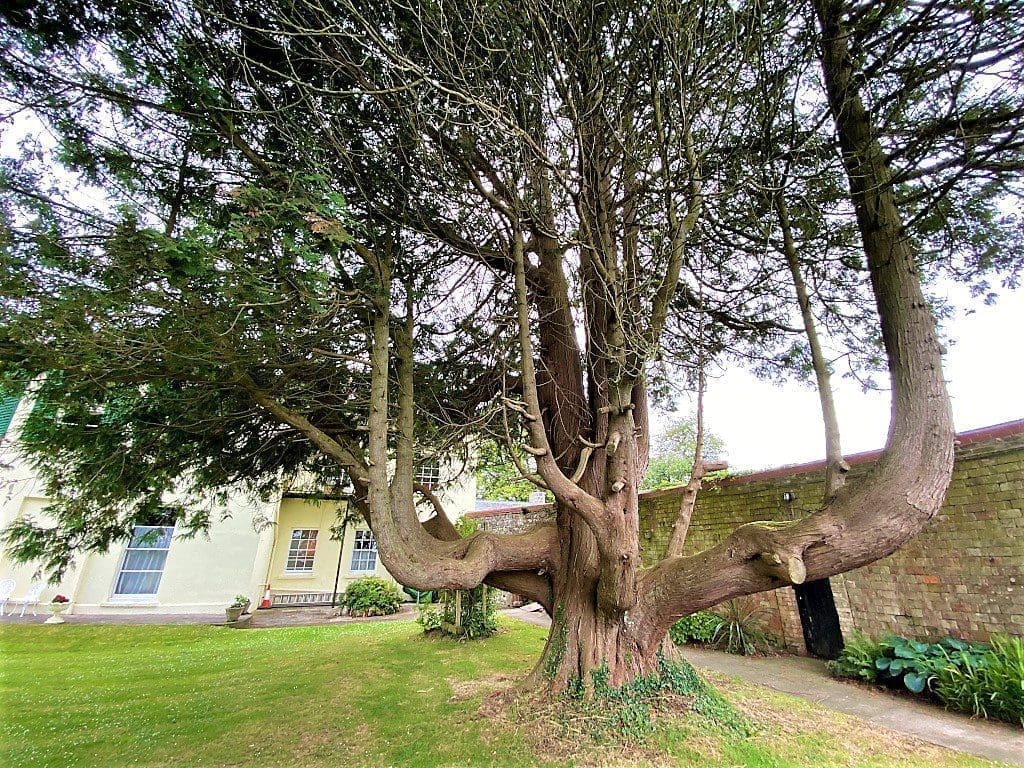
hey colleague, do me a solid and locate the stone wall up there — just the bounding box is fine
[644,419,1024,651]
[469,419,1024,651]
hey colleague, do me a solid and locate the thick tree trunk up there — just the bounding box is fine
[525,502,656,692]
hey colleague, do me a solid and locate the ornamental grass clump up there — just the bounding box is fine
[826,631,884,683]
[935,634,1024,726]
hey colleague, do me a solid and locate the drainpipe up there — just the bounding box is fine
[331,520,348,608]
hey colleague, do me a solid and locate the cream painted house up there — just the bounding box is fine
[0,396,473,616]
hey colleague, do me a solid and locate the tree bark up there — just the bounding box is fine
[775,193,849,500]
[632,0,955,648]
[288,1,952,694]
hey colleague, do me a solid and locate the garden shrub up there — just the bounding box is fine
[935,634,1024,726]
[873,636,988,694]
[669,611,723,645]
[339,577,403,616]
[417,584,498,640]
[828,631,1024,725]
[826,631,883,683]
[669,600,776,655]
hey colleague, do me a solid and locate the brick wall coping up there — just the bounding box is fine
[641,417,1024,498]
[465,502,554,520]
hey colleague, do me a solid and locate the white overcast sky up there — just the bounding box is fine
[663,284,1024,472]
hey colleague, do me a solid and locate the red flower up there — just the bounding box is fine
[51,594,69,603]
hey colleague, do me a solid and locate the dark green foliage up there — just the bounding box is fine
[669,611,724,645]
[338,577,403,617]
[666,601,775,656]
[559,656,751,743]
[0,0,1022,587]
[935,634,1024,726]
[417,585,498,640]
[825,631,884,683]
[872,636,988,695]
[829,631,1024,724]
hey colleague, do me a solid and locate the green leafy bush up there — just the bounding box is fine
[339,577,403,616]
[827,631,884,683]
[418,585,498,640]
[669,602,775,655]
[669,611,723,645]
[873,636,988,694]
[416,604,445,631]
[936,634,1024,725]
[828,631,1023,725]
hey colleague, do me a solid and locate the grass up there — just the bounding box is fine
[0,618,1012,768]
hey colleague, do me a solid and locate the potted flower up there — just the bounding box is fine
[45,594,70,625]
[225,594,249,623]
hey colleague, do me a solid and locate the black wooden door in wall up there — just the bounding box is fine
[793,578,844,659]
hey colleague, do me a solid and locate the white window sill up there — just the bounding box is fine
[348,571,377,577]
[103,597,159,606]
[279,572,316,579]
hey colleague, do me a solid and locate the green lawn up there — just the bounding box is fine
[0,619,1009,767]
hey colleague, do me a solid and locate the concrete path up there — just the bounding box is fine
[502,607,1024,766]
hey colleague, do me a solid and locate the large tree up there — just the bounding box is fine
[1,0,1021,693]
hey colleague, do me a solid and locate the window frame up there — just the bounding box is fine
[414,462,441,489]
[349,529,378,574]
[111,523,175,599]
[284,528,319,574]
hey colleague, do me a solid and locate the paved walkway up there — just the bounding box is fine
[503,607,1024,766]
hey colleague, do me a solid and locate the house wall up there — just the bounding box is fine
[0,398,278,615]
[1,396,478,614]
[0,493,277,616]
[267,461,476,600]
[266,496,391,597]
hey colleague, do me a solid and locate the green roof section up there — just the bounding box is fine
[0,396,20,438]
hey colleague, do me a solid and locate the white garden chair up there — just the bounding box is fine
[10,581,45,617]
[0,579,14,615]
